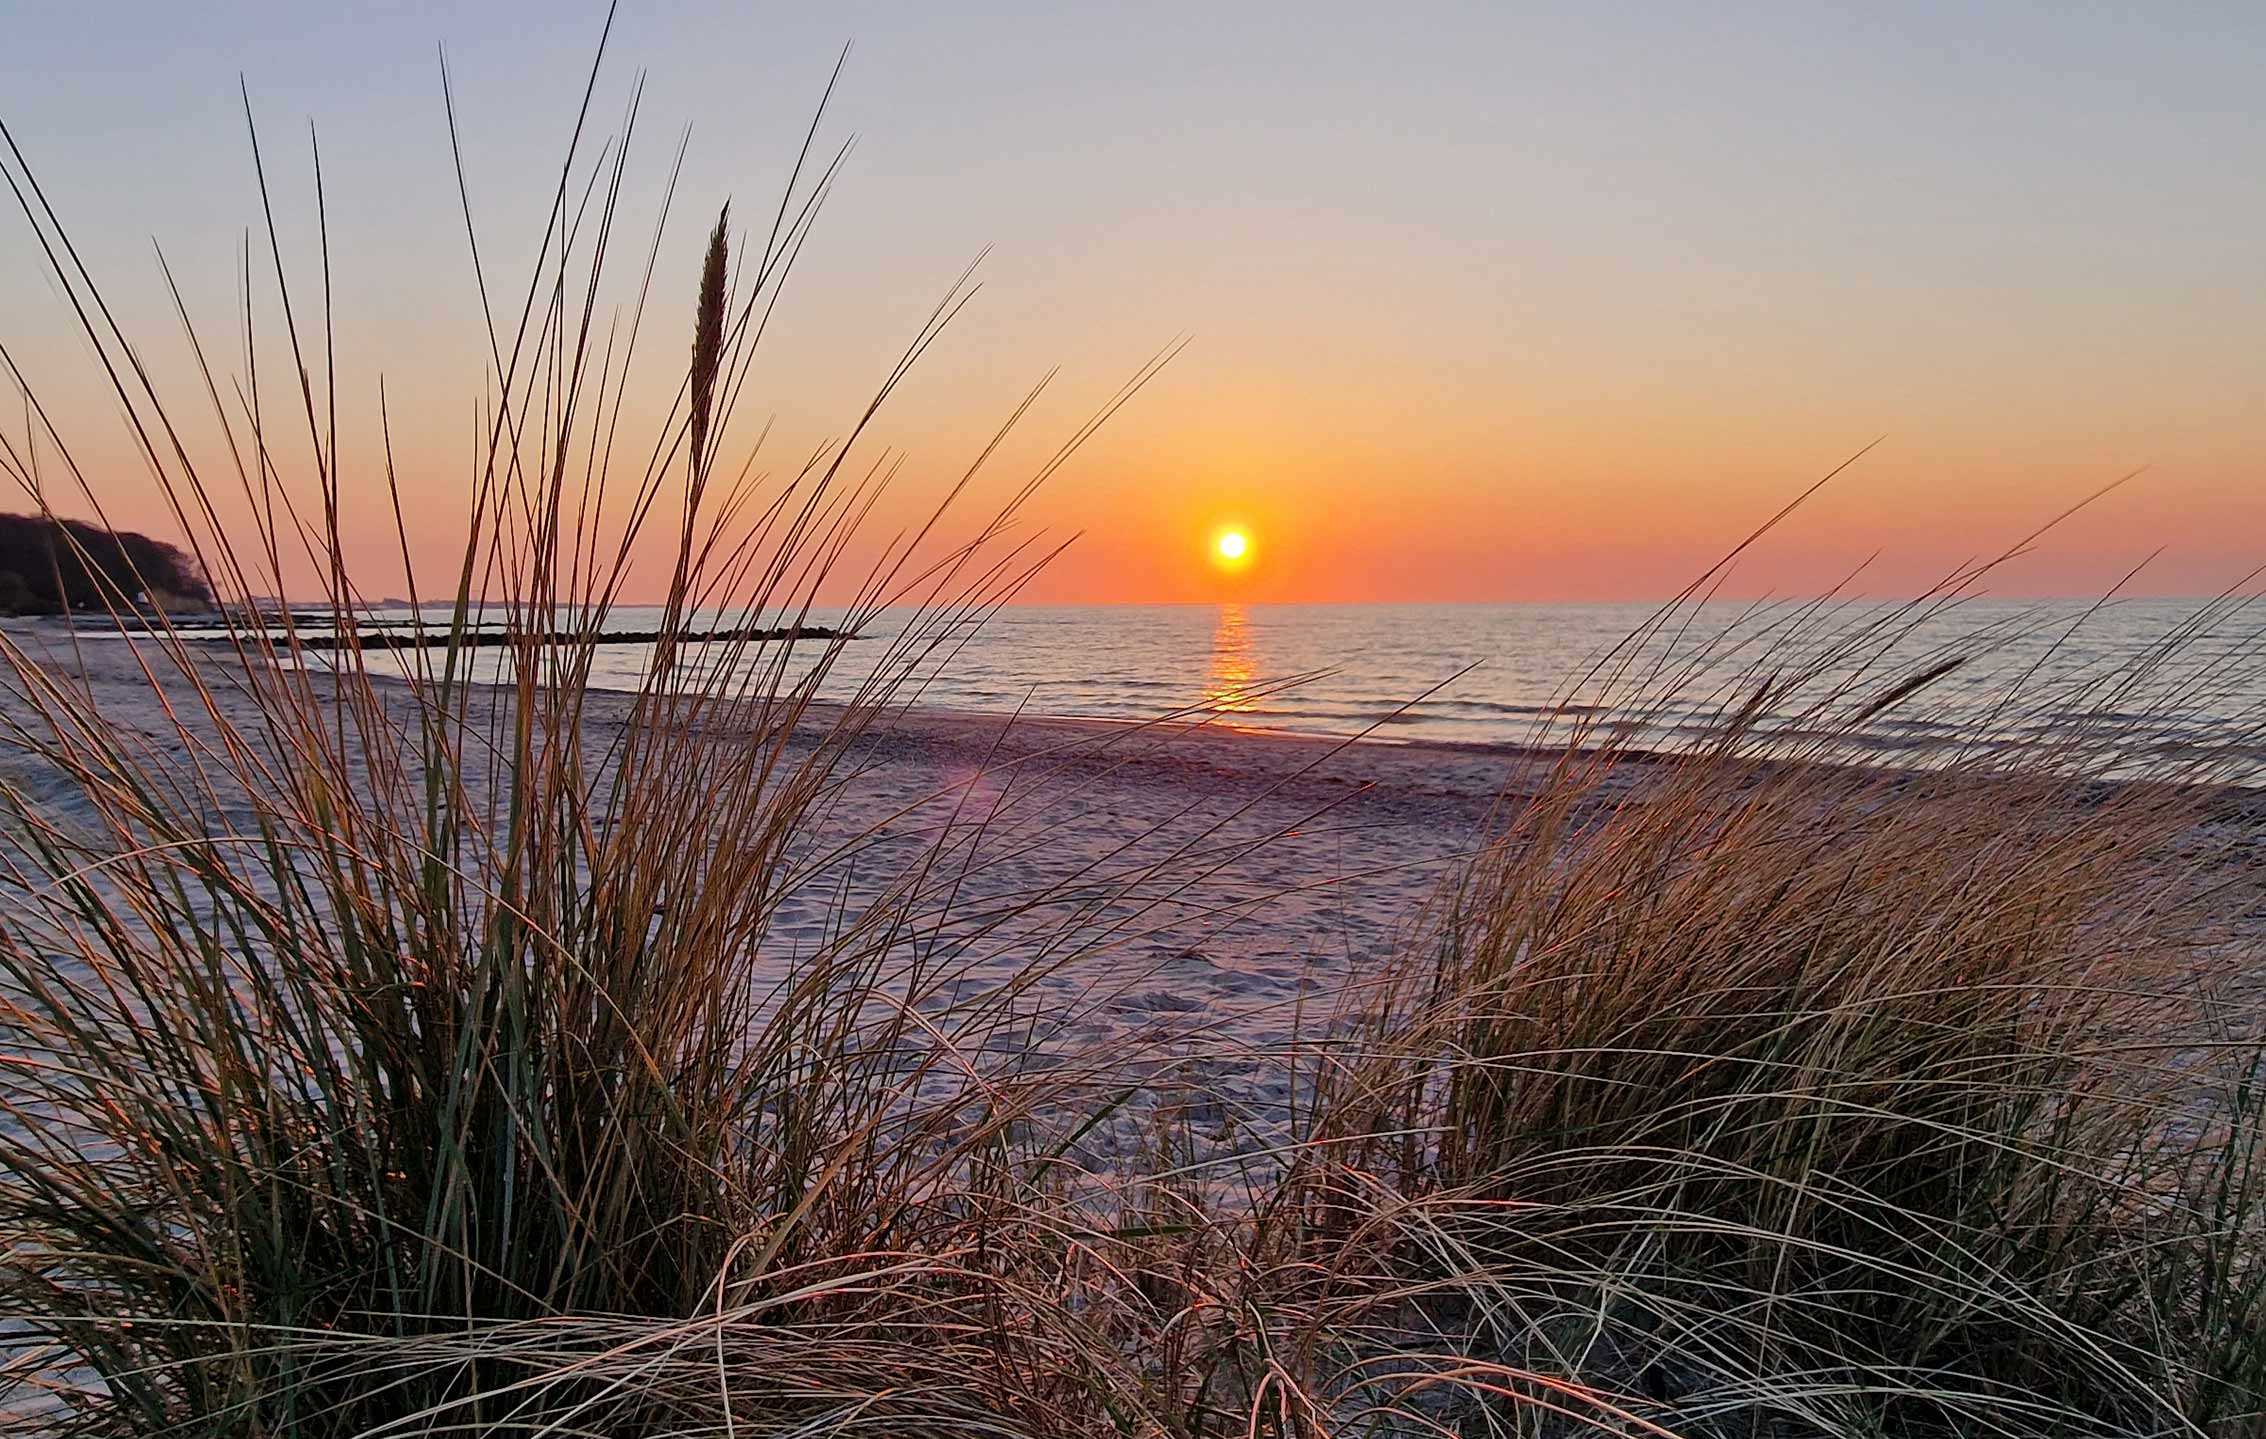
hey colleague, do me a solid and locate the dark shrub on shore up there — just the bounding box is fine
[0,513,211,615]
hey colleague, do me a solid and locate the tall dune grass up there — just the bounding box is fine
[1294,600,2266,1436]
[0,47,1173,1434]
[2,34,2264,1439]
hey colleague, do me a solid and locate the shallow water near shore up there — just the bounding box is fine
[158,596,2266,782]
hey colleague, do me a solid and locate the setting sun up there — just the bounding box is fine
[1212,528,1252,571]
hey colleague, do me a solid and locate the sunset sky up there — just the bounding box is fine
[2,2,2260,604]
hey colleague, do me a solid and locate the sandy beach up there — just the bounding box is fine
[1,621,1579,1162]
[11,620,2260,1106]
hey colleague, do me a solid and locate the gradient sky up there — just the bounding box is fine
[3,2,2260,603]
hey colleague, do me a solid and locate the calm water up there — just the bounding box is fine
[315,598,2266,781]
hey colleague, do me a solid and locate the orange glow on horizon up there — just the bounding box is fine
[8,6,2265,612]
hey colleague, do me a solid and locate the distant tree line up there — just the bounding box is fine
[0,514,212,616]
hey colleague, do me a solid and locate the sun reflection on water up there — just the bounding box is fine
[1203,603,1262,717]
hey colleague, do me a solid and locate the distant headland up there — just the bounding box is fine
[0,514,212,616]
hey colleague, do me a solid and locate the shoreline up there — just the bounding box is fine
[14,618,2265,814]
[22,606,2266,794]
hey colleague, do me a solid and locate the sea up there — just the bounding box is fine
[296,597,2266,783]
